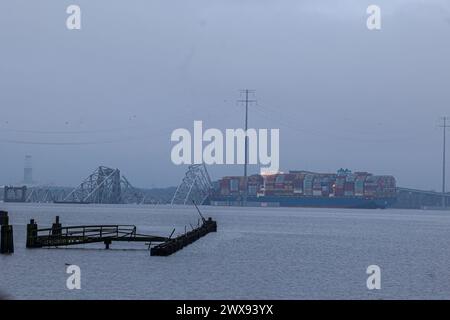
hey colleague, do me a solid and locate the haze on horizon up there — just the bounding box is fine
[0,0,449,190]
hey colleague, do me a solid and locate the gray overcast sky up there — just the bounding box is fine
[0,0,449,190]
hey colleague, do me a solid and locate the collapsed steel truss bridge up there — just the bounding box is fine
[171,164,213,205]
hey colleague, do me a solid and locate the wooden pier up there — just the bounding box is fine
[150,217,217,256]
[151,201,217,256]
[26,211,217,256]
[26,216,167,249]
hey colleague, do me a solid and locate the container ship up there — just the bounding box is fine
[208,169,397,209]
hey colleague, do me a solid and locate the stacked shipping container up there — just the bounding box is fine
[214,170,396,199]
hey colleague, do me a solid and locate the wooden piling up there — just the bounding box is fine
[26,219,39,248]
[104,239,112,249]
[51,216,62,236]
[0,211,8,226]
[0,211,14,254]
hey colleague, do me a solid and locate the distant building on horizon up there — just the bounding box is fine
[23,155,34,185]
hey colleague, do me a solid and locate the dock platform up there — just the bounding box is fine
[26,213,217,256]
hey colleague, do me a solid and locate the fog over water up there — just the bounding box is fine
[0,1,449,189]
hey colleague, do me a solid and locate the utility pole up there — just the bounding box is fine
[440,116,449,208]
[238,90,256,207]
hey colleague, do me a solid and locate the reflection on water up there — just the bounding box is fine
[1,203,450,300]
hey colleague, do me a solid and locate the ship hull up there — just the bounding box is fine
[208,195,396,209]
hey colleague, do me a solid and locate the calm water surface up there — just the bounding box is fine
[1,203,450,299]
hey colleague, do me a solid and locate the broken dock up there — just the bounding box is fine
[26,217,167,249]
[26,213,217,256]
[151,217,217,256]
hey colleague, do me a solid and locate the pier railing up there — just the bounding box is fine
[26,218,167,249]
[37,224,137,243]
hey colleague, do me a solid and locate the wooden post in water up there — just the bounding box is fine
[206,217,217,232]
[51,216,62,236]
[26,219,38,248]
[0,211,8,226]
[104,239,112,249]
[0,211,14,254]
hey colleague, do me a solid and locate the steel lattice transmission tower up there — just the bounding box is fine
[62,166,145,204]
[237,89,256,206]
[171,164,213,205]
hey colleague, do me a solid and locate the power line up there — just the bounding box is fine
[253,103,427,144]
[0,137,149,146]
[0,128,174,146]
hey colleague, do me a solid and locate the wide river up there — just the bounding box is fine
[1,203,450,299]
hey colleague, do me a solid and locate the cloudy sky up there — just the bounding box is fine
[0,0,449,190]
